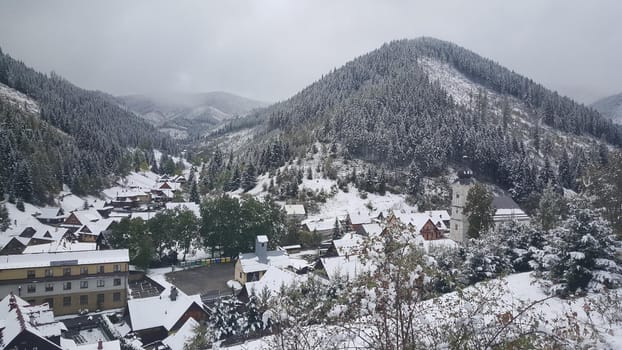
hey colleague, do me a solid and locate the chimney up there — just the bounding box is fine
[169,286,178,301]
[97,339,103,350]
[255,235,268,263]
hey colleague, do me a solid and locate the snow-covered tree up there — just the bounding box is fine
[532,205,622,296]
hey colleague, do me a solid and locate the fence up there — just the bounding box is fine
[178,256,232,268]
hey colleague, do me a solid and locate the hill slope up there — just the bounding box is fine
[592,93,622,125]
[0,47,176,203]
[217,37,620,207]
[117,92,267,140]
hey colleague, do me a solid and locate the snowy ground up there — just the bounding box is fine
[0,82,40,114]
[222,272,622,349]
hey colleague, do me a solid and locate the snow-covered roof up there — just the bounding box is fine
[62,211,101,227]
[333,233,365,256]
[348,212,372,225]
[494,208,530,222]
[127,286,203,332]
[391,211,447,232]
[0,249,129,269]
[22,241,97,254]
[425,210,451,222]
[361,223,383,237]
[256,235,269,244]
[303,219,336,232]
[60,338,121,350]
[238,250,291,274]
[244,266,307,298]
[0,294,65,349]
[284,204,306,216]
[15,222,68,242]
[321,255,373,281]
[36,207,64,219]
[115,190,149,199]
[165,202,201,218]
[162,317,199,350]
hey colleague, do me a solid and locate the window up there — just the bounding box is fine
[455,224,458,230]
[43,298,53,308]
[27,270,35,279]
[113,292,121,302]
[63,282,72,290]
[239,272,242,278]
[80,281,88,289]
[44,269,53,277]
[63,296,71,306]
[45,283,54,292]
[97,280,105,287]
[27,284,36,293]
[63,267,71,276]
[456,194,460,199]
[113,264,120,272]
[98,265,105,273]
[97,293,104,304]
[113,278,121,286]
[80,267,88,275]
[80,295,88,305]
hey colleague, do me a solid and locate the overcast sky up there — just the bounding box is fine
[0,1,620,104]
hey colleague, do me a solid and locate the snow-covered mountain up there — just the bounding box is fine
[117,92,268,140]
[592,92,622,125]
[210,37,621,207]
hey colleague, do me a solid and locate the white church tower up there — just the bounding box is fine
[450,169,476,243]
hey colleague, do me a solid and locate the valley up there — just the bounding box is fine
[1,19,622,350]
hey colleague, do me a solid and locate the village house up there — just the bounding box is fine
[0,293,67,349]
[238,266,307,302]
[301,218,337,239]
[235,236,307,285]
[360,223,383,237]
[0,224,70,255]
[0,249,129,316]
[109,190,152,209]
[328,233,366,257]
[127,286,208,345]
[284,204,306,222]
[345,212,373,234]
[384,210,448,240]
[33,207,66,225]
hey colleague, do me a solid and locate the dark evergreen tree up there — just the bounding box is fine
[0,204,9,231]
[15,199,25,212]
[189,181,200,204]
[464,184,495,239]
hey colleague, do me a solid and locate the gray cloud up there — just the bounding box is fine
[0,0,620,103]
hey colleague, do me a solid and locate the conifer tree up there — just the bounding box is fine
[464,184,495,239]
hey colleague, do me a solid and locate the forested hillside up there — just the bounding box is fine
[208,37,620,210]
[0,47,176,203]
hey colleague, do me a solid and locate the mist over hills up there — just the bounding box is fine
[117,92,268,140]
[592,92,622,125]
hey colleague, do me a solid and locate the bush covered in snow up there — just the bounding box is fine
[532,206,622,297]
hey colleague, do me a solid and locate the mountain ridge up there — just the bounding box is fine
[0,47,176,202]
[209,37,620,210]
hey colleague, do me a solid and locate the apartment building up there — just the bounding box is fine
[0,249,129,316]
